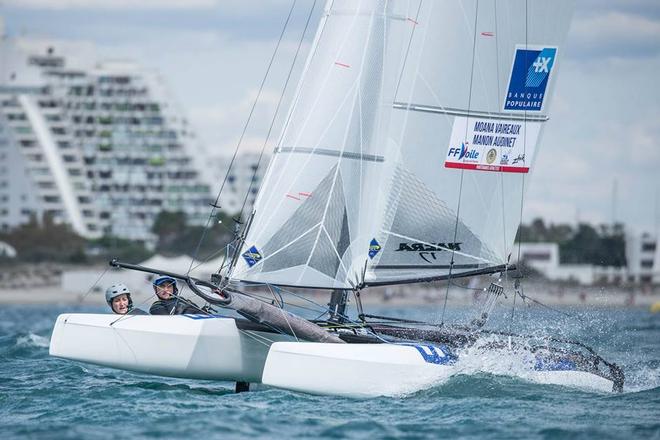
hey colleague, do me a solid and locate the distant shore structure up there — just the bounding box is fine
[209,152,270,216]
[514,231,660,286]
[0,28,211,243]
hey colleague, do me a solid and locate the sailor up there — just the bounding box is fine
[149,275,204,315]
[105,283,148,315]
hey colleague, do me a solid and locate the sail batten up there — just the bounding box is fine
[392,102,549,121]
[277,147,385,162]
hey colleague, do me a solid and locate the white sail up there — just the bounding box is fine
[364,0,574,285]
[231,0,410,288]
[231,0,574,289]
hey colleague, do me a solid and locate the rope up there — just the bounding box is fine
[186,0,299,275]
[239,329,279,348]
[78,266,109,303]
[442,0,480,325]
[393,0,423,101]
[235,0,318,228]
[515,287,577,320]
[509,0,529,330]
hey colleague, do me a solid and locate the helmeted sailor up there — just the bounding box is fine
[149,275,204,315]
[105,283,148,315]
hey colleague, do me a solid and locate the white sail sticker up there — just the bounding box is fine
[444,116,542,173]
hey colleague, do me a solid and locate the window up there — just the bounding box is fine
[642,243,657,252]
[641,260,654,269]
[523,252,551,261]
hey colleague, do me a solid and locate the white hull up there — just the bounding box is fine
[262,342,616,397]
[49,314,290,382]
[262,342,456,397]
[50,315,617,395]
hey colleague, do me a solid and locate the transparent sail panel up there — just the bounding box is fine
[231,0,411,288]
[231,0,574,288]
[364,0,574,285]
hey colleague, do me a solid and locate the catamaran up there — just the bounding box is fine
[50,0,624,397]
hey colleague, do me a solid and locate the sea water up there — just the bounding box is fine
[1,304,659,439]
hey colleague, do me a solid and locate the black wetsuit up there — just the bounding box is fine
[128,308,149,315]
[149,297,204,315]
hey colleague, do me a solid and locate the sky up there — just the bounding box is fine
[1,0,659,234]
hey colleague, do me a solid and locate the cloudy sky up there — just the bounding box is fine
[1,0,659,234]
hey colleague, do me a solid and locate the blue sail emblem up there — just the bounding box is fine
[242,245,262,267]
[368,239,381,259]
[504,46,557,111]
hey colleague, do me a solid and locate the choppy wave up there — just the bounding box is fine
[624,363,660,393]
[15,333,50,349]
[1,305,659,440]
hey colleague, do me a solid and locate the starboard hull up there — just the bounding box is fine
[262,342,457,397]
[49,314,290,383]
[262,342,616,397]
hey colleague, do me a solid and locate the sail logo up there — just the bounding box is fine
[486,148,497,164]
[410,344,457,365]
[397,242,462,263]
[368,238,381,259]
[242,245,262,267]
[447,142,479,162]
[504,46,557,111]
[396,242,461,252]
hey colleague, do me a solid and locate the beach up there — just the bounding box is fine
[2,263,659,309]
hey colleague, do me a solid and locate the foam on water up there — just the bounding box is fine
[15,333,50,349]
[624,363,660,393]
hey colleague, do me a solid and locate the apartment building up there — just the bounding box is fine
[626,232,659,285]
[209,152,270,216]
[0,35,211,242]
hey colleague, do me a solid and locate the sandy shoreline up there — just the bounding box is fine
[2,284,659,309]
[3,263,659,309]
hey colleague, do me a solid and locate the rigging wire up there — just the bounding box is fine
[232,281,394,344]
[510,0,529,329]
[441,0,480,326]
[392,0,424,101]
[77,266,110,303]
[186,0,299,276]
[234,0,319,231]
[222,0,318,308]
[513,283,580,320]
[493,0,511,298]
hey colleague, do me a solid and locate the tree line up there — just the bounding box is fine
[516,218,626,267]
[1,214,627,268]
[0,211,236,265]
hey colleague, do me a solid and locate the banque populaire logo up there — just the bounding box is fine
[504,46,557,112]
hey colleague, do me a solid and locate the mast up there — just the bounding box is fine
[327,289,350,323]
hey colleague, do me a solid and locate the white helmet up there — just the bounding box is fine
[105,283,133,308]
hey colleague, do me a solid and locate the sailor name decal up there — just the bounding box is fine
[444,116,541,173]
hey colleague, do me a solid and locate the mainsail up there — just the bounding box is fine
[230,0,574,289]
